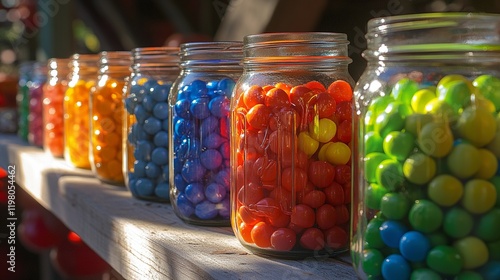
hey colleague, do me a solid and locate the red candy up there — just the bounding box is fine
[232,80,353,253]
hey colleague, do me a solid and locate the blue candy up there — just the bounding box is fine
[200,116,219,137]
[200,149,223,170]
[399,231,430,262]
[151,147,168,166]
[185,183,205,204]
[195,200,219,220]
[217,78,235,95]
[133,104,149,124]
[143,117,162,135]
[218,197,230,218]
[205,182,226,203]
[145,162,161,178]
[135,178,155,196]
[151,84,170,102]
[153,102,169,120]
[176,193,194,217]
[382,254,411,280]
[133,160,147,178]
[181,158,206,183]
[190,97,210,119]
[154,183,170,199]
[215,168,230,190]
[203,133,225,149]
[189,80,208,99]
[379,220,408,248]
[153,131,169,147]
[135,140,153,161]
[174,173,187,192]
[142,95,155,112]
[174,99,191,119]
[209,95,230,118]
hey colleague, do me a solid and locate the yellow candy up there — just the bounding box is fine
[325,142,351,165]
[462,179,496,214]
[309,118,337,143]
[475,149,498,179]
[298,131,319,157]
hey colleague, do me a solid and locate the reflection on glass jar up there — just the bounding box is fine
[28,62,47,147]
[230,33,354,258]
[352,13,500,280]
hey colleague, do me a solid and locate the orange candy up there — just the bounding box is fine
[43,83,66,157]
[90,78,126,184]
[64,81,93,169]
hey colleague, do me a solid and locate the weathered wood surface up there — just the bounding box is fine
[0,134,358,280]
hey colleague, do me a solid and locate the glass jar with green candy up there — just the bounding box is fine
[352,13,500,280]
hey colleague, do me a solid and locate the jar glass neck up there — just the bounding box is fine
[99,51,130,75]
[242,32,351,69]
[48,58,70,79]
[71,54,99,78]
[180,41,243,69]
[131,47,180,73]
[364,12,500,62]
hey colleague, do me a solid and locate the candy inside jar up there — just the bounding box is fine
[230,32,354,258]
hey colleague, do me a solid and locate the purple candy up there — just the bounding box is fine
[200,149,223,170]
[205,182,226,203]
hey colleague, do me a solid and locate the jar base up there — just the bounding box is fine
[241,243,349,260]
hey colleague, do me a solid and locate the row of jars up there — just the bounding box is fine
[15,12,500,279]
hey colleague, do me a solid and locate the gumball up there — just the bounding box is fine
[409,200,443,233]
[474,74,500,111]
[443,207,474,239]
[380,192,410,220]
[437,79,472,111]
[362,249,384,277]
[454,236,489,269]
[474,208,500,242]
[427,174,463,207]
[308,118,337,143]
[366,183,388,210]
[376,159,405,191]
[381,254,411,280]
[426,245,463,276]
[379,220,408,248]
[462,179,496,214]
[383,131,415,161]
[364,153,390,183]
[399,231,430,262]
[403,152,436,185]
[391,77,419,105]
[417,120,454,158]
[456,105,497,147]
[411,88,436,113]
[404,113,434,136]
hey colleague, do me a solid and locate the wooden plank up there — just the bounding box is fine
[0,135,358,279]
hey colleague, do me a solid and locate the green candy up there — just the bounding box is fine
[403,152,436,185]
[443,207,474,239]
[376,159,405,191]
[437,79,472,112]
[383,131,415,161]
[410,268,442,280]
[409,199,443,233]
[366,183,389,210]
[380,192,410,220]
[437,74,475,93]
[391,78,419,105]
[488,239,500,260]
[411,88,436,114]
[375,111,405,138]
[365,109,376,132]
[362,249,384,276]
[447,143,481,179]
[426,231,450,247]
[474,74,500,112]
[401,183,427,202]
[365,131,384,154]
[455,271,485,280]
[369,94,394,115]
[365,218,385,249]
[474,208,500,242]
[457,105,497,147]
[385,101,413,117]
[404,113,434,137]
[426,245,463,276]
[365,152,390,183]
[417,121,454,158]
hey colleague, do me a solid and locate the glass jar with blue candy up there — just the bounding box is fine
[352,13,500,280]
[124,47,180,202]
[168,41,243,226]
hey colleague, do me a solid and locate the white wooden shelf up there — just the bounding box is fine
[0,133,358,280]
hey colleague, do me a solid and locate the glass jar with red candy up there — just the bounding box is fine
[230,33,354,258]
[43,58,70,157]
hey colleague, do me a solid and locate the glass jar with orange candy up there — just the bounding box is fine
[89,51,130,185]
[64,54,99,169]
[28,62,47,147]
[124,47,179,201]
[230,33,354,258]
[43,58,70,157]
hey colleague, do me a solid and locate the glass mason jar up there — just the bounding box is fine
[230,33,354,258]
[124,47,180,201]
[28,62,48,147]
[43,58,70,157]
[352,13,500,280]
[89,51,130,185]
[17,61,35,141]
[169,42,242,225]
[64,54,99,169]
